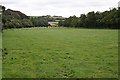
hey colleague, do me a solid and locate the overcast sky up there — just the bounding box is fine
[0,0,119,17]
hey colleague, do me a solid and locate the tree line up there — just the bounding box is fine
[59,8,119,29]
[1,5,119,29]
[1,6,49,29]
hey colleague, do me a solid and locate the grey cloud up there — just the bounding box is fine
[0,0,19,5]
[0,0,119,17]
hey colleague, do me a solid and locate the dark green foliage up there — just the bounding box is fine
[3,19,33,29]
[2,7,33,29]
[59,15,79,27]
[86,11,97,28]
[2,6,49,29]
[2,5,119,29]
[59,8,119,29]
[4,9,28,19]
[30,17,49,27]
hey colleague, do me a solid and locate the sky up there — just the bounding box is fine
[0,0,119,17]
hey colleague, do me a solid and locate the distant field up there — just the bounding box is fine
[2,27,118,78]
[48,22,58,27]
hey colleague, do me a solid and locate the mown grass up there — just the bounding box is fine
[2,27,118,78]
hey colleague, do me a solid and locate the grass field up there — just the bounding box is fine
[48,22,58,27]
[2,27,118,78]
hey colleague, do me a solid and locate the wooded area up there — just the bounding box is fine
[59,8,120,29]
[1,6,120,29]
[1,6,49,29]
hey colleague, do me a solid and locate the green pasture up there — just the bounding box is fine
[2,27,118,78]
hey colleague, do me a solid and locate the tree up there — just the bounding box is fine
[2,7,33,29]
[59,7,119,29]
[78,14,87,28]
